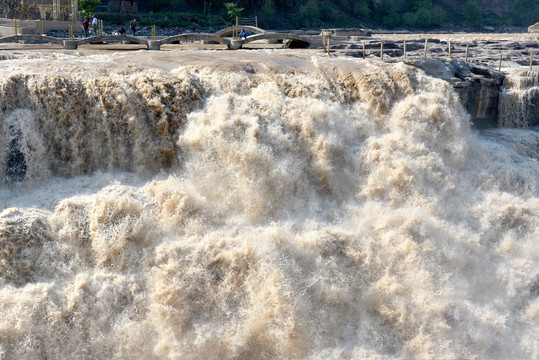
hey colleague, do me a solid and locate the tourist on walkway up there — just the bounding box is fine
[91,15,98,35]
[130,18,137,36]
[82,18,89,37]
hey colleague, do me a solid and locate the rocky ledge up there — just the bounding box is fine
[407,59,538,128]
[405,58,506,128]
[334,38,538,128]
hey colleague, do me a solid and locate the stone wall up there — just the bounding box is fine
[108,1,138,14]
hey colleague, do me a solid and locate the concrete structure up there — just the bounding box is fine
[241,33,311,49]
[0,34,63,45]
[0,30,313,50]
[214,25,265,38]
[529,22,539,33]
[160,33,228,47]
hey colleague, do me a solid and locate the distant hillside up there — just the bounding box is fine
[102,0,538,30]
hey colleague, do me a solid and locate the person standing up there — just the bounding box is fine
[130,18,137,36]
[82,18,89,37]
[91,15,98,35]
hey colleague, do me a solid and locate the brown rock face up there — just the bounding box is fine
[439,0,519,17]
[474,0,519,16]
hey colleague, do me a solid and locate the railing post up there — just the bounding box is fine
[424,38,428,57]
[19,19,22,34]
[327,35,330,56]
[322,30,325,52]
[448,40,451,58]
[98,19,101,37]
[403,40,406,59]
[14,19,17,36]
[465,44,469,63]
[363,41,365,59]
[380,42,383,60]
[255,16,258,28]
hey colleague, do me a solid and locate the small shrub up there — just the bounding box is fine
[223,2,244,26]
[375,0,400,27]
[463,1,483,25]
[300,0,320,27]
[430,7,446,26]
[354,0,371,17]
[415,7,431,27]
[403,12,417,27]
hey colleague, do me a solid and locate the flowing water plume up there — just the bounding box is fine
[498,71,539,128]
[0,53,538,360]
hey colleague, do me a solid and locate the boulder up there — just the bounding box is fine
[529,22,539,33]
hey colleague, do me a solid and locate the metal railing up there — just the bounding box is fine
[237,16,258,28]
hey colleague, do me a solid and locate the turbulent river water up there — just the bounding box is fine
[0,49,537,359]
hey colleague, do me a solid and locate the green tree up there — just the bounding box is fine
[415,6,431,27]
[223,2,244,25]
[262,0,276,18]
[408,0,432,12]
[374,0,399,27]
[403,12,417,26]
[509,0,539,26]
[353,0,370,17]
[430,6,446,26]
[300,0,320,27]
[462,1,483,25]
[79,0,101,18]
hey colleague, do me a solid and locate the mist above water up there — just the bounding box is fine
[0,51,537,359]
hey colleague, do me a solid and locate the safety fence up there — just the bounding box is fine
[321,31,537,73]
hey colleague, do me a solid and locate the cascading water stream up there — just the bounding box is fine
[0,51,537,360]
[498,71,539,128]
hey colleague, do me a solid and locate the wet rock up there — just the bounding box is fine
[405,59,505,128]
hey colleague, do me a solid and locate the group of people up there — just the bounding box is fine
[81,19,249,40]
[81,15,99,37]
[81,16,137,37]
